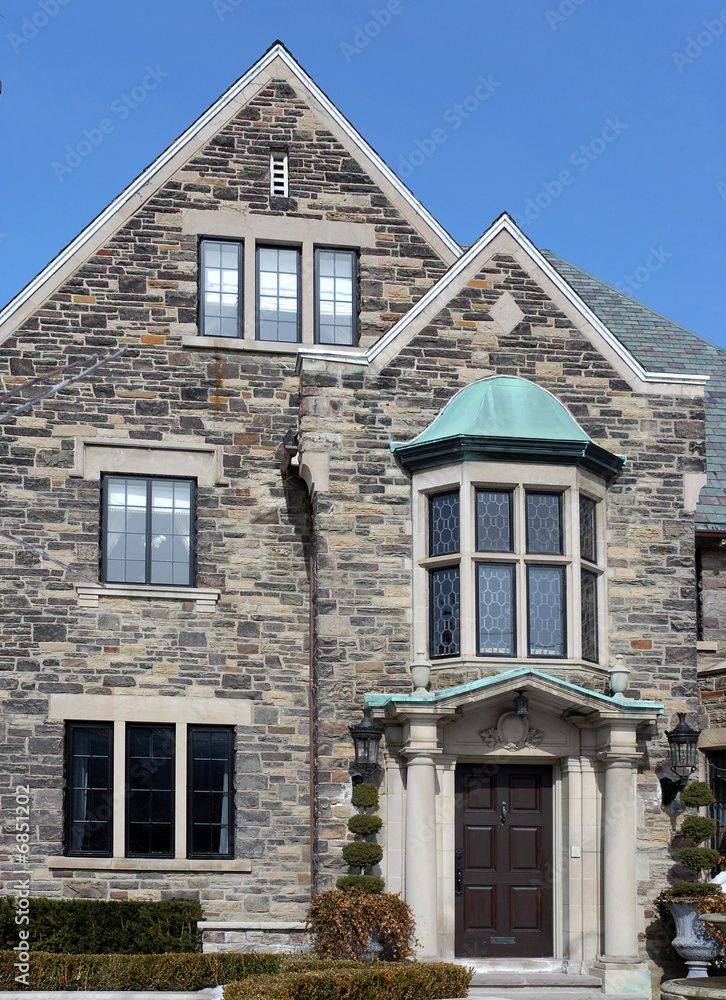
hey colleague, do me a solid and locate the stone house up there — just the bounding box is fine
[1,41,725,995]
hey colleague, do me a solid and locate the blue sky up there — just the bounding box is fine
[1,1,725,350]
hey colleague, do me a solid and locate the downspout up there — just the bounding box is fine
[282,432,317,900]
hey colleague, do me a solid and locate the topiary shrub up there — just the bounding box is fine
[347,813,382,836]
[668,880,722,897]
[351,782,379,809]
[681,781,715,808]
[678,847,721,872]
[335,876,385,893]
[680,816,718,843]
[341,842,383,869]
[306,887,416,961]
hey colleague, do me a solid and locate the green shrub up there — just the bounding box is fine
[678,847,721,872]
[306,888,415,961]
[341,842,383,869]
[681,781,715,808]
[0,951,280,990]
[0,897,202,954]
[351,783,378,809]
[224,961,471,1000]
[680,816,718,843]
[671,880,723,896]
[335,876,384,893]
[347,814,382,836]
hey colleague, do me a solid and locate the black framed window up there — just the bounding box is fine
[526,493,563,554]
[315,248,357,346]
[430,566,460,658]
[429,491,460,557]
[257,246,301,342]
[102,476,194,586]
[188,727,234,858]
[476,490,513,552]
[200,240,242,338]
[126,724,175,858]
[528,565,566,657]
[66,722,113,857]
[707,751,726,850]
[580,569,598,663]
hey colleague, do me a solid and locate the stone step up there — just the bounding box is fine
[470,973,603,987]
[466,992,648,1000]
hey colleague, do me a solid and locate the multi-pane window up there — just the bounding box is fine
[188,727,234,858]
[102,476,194,587]
[65,723,234,859]
[423,480,603,663]
[66,723,113,856]
[257,246,300,342]
[200,240,242,338]
[315,249,357,346]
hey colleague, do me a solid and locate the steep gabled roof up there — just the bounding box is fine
[541,251,726,530]
[0,41,459,346]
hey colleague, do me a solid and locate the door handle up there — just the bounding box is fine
[500,800,507,825]
[455,848,463,896]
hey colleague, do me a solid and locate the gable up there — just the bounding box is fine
[0,43,458,349]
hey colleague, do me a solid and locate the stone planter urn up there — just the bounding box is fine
[410,651,432,695]
[665,900,722,978]
[609,654,630,700]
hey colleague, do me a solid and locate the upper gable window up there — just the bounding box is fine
[419,465,606,665]
[200,240,242,339]
[257,246,301,343]
[102,475,195,586]
[315,248,357,346]
[197,239,359,348]
[270,149,288,198]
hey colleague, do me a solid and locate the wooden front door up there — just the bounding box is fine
[455,762,553,957]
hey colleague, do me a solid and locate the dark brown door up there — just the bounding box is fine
[455,762,553,958]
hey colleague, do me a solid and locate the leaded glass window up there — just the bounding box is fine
[257,246,300,342]
[200,240,242,338]
[526,493,563,554]
[580,495,597,563]
[126,725,175,858]
[429,491,460,556]
[476,490,513,552]
[581,569,598,663]
[477,564,515,655]
[66,723,113,856]
[430,566,460,657]
[315,249,357,346]
[527,566,566,657]
[188,727,234,858]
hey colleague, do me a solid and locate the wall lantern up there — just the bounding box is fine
[349,706,384,786]
[660,712,701,805]
[514,690,529,719]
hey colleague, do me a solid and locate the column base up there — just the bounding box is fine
[590,958,651,996]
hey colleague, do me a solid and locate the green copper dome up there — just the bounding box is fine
[391,376,624,479]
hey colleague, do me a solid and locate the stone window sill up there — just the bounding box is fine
[75,583,221,614]
[182,335,300,354]
[48,856,251,873]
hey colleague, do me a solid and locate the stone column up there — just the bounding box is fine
[601,757,639,960]
[403,749,439,958]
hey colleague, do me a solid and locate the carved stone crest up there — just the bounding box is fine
[480,711,545,752]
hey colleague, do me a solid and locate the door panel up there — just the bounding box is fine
[455,763,553,957]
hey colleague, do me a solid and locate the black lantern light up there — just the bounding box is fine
[660,712,701,806]
[349,706,384,786]
[514,690,529,719]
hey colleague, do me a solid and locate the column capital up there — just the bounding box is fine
[400,747,442,764]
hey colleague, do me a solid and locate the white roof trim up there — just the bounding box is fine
[0,43,460,334]
[363,214,709,385]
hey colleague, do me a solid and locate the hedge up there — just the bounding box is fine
[0,897,202,954]
[0,951,280,991]
[224,962,472,1000]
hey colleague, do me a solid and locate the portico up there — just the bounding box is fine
[366,669,662,995]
